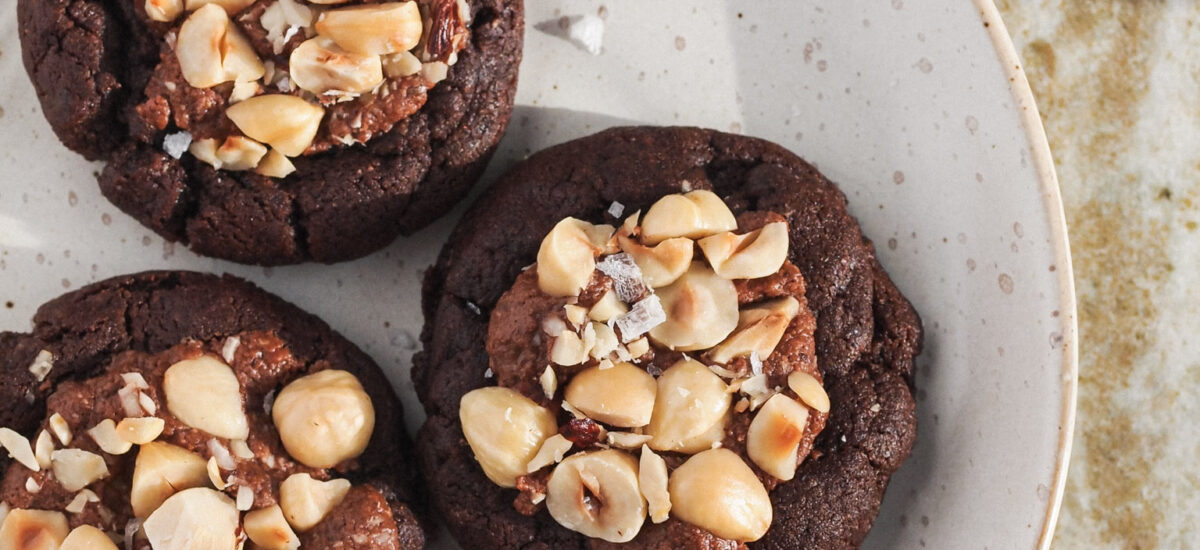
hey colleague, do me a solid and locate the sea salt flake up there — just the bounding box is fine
[607,201,625,218]
[28,350,54,382]
[615,295,666,342]
[484,368,494,379]
[568,14,605,55]
[466,301,483,315]
[162,132,193,160]
[597,253,647,303]
[750,352,764,376]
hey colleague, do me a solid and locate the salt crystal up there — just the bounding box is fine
[607,201,625,218]
[466,301,483,315]
[750,352,764,376]
[615,295,666,342]
[162,132,192,160]
[484,367,494,379]
[568,14,605,55]
[870,403,881,413]
[597,253,647,303]
[28,350,53,382]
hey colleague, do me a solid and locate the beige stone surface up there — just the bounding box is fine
[997,2,1200,548]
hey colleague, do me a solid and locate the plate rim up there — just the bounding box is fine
[973,2,1079,548]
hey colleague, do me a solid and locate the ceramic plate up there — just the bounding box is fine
[0,1,1076,547]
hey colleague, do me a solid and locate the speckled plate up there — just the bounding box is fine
[0,1,1075,548]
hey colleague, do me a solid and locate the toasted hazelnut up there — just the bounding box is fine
[708,297,800,364]
[698,221,789,280]
[117,417,166,445]
[145,0,183,22]
[255,149,297,178]
[638,445,671,523]
[605,432,653,450]
[290,37,384,95]
[272,370,375,469]
[51,450,108,492]
[184,0,255,14]
[0,509,68,550]
[564,362,656,428]
[588,322,620,360]
[225,95,326,157]
[47,414,71,446]
[188,138,223,168]
[546,450,646,543]
[459,387,558,487]
[669,449,771,541]
[163,355,249,440]
[550,329,590,366]
[244,505,300,550]
[648,263,739,351]
[60,525,117,550]
[131,442,209,518]
[421,61,449,84]
[315,3,422,55]
[539,366,558,400]
[564,304,588,327]
[220,21,266,82]
[229,79,260,103]
[279,474,351,532]
[640,190,737,244]
[382,51,422,78]
[746,394,810,481]
[526,433,573,473]
[33,431,53,470]
[87,420,132,455]
[143,488,239,550]
[176,5,263,88]
[618,235,693,288]
[787,371,830,413]
[626,337,650,358]
[646,359,731,453]
[212,135,268,171]
[588,290,628,322]
[0,428,39,471]
[537,218,615,297]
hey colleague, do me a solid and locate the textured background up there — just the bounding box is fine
[997,1,1200,547]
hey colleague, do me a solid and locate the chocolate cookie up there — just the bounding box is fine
[413,126,922,549]
[0,271,425,548]
[17,0,523,265]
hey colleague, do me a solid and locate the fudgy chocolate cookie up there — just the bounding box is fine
[17,0,523,265]
[0,271,426,548]
[413,126,922,549]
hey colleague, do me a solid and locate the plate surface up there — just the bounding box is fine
[0,1,1075,548]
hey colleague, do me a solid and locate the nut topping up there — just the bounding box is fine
[564,362,657,428]
[255,149,297,178]
[60,525,117,550]
[176,5,264,88]
[143,488,239,550]
[279,474,351,532]
[214,136,268,171]
[225,95,326,157]
[638,445,671,524]
[382,51,423,78]
[145,0,184,22]
[0,429,39,472]
[536,218,615,297]
[117,417,166,445]
[289,37,385,95]
[131,442,209,518]
[648,262,740,351]
[87,420,133,455]
[163,355,249,440]
[272,370,376,469]
[526,434,573,473]
[746,394,810,481]
[0,509,68,550]
[639,190,737,244]
[788,371,831,414]
[618,235,693,288]
[459,387,558,487]
[645,359,731,453]
[315,3,423,55]
[50,449,108,492]
[545,450,646,543]
[184,0,255,14]
[668,449,772,542]
[550,329,590,367]
[244,505,300,550]
[708,296,800,364]
[587,290,628,322]
[698,221,790,280]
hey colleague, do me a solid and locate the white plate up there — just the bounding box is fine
[0,1,1076,548]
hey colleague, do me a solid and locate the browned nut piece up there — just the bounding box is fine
[698,221,789,280]
[746,393,810,481]
[640,190,737,244]
[459,387,559,487]
[669,448,772,541]
[638,445,671,523]
[382,51,423,78]
[272,370,375,469]
[588,289,628,323]
[315,2,423,55]
[244,505,300,550]
[0,428,39,471]
[143,488,239,550]
[708,296,800,364]
[51,449,108,492]
[0,509,68,550]
[618,234,693,288]
[176,5,264,88]
[550,329,591,366]
[648,262,739,351]
[131,442,210,518]
[537,218,615,296]
[525,433,573,473]
[564,362,657,428]
[145,0,184,22]
[164,355,249,440]
[88,419,131,455]
[215,136,268,171]
[184,0,256,14]
[588,322,620,360]
[255,149,297,178]
[61,525,118,550]
[289,37,384,95]
[117,417,166,445]
[546,450,646,542]
[279,474,351,532]
[788,371,831,413]
[225,95,325,157]
[646,359,731,453]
